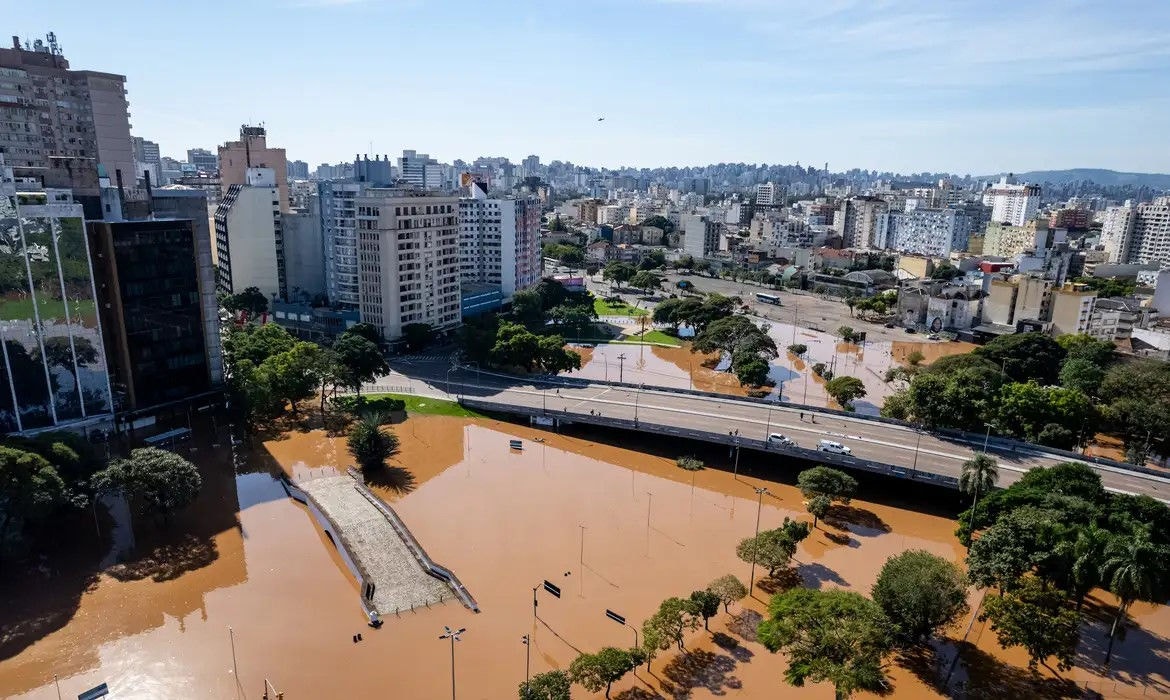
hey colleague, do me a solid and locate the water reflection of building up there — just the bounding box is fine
[0,160,114,433]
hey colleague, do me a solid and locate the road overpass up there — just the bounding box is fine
[418,368,1170,502]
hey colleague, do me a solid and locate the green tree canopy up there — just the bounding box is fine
[401,322,434,351]
[973,332,1066,384]
[807,494,832,529]
[602,261,637,286]
[736,518,810,576]
[257,341,330,415]
[1059,357,1105,396]
[569,647,643,698]
[519,670,571,700]
[0,445,67,545]
[333,333,388,396]
[797,466,858,504]
[824,375,867,410]
[979,575,1080,672]
[347,413,399,472]
[707,574,747,613]
[758,588,894,699]
[222,286,269,316]
[629,270,661,292]
[1056,333,1115,368]
[642,596,700,651]
[689,589,721,630]
[92,447,201,523]
[871,550,969,646]
[223,322,297,367]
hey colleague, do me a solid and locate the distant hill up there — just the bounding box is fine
[980,169,1170,189]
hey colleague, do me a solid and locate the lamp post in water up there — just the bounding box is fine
[439,625,465,700]
[748,486,769,596]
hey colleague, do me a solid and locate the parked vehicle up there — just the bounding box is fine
[817,439,852,455]
[767,433,795,447]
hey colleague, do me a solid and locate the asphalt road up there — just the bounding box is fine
[386,360,1170,502]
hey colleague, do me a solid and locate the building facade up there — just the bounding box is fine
[836,197,889,249]
[187,148,218,173]
[458,187,541,300]
[354,191,461,340]
[319,180,362,309]
[982,177,1041,226]
[1130,197,1170,270]
[887,207,971,256]
[0,35,134,196]
[214,168,284,300]
[1101,203,1137,264]
[0,162,114,432]
[218,125,289,212]
[398,150,441,190]
[282,198,325,302]
[1049,283,1097,336]
[682,214,720,259]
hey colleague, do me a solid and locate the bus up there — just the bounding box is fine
[755,292,781,305]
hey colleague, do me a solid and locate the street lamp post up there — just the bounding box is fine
[748,486,769,596]
[983,422,994,453]
[521,635,531,693]
[446,367,456,397]
[617,353,626,384]
[910,426,923,478]
[732,439,741,478]
[439,626,466,700]
[764,405,773,446]
[634,387,640,426]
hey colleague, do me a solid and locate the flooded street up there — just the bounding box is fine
[568,321,976,415]
[2,414,1167,699]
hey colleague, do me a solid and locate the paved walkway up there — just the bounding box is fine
[299,475,451,614]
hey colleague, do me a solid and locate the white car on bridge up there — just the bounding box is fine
[767,433,795,447]
[817,439,852,455]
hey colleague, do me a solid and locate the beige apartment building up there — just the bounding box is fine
[1049,283,1097,336]
[218,125,289,212]
[354,190,461,341]
[983,219,1047,259]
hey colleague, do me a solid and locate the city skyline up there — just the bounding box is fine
[10,0,1170,175]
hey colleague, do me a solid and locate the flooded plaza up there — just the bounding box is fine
[1,413,1168,699]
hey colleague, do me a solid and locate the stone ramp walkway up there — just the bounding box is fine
[299,475,451,615]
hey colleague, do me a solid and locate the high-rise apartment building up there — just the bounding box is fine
[522,155,541,178]
[214,167,284,300]
[1101,202,1137,263]
[319,180,363,309]
[354,191,461,340]
[218,125,289,212]
[287,159,310,180]
[132,137,161,185]
[755,182,776,207]
[982,176,1041,226]
[0,158,114,433]
[398,150,441,190]
[186,148,218,173]
[886,207,972,256]
[836,197,889,249]
[1049,283,1097,336]
[682,214,720,259]
[983,219,1049,259]
[0,34,134,197]
[1128,197,1170,270]
[458,183,540,300]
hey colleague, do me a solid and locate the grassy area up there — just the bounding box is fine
[594,297,648,317]
[365,393,484,418]
[635,330,682,346]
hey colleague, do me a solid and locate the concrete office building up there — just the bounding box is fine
[1088,297,1154,341]
[982,176,1041,226]
[0,34,134,197]
[187,148,218,173]
[319,180,363,309]
[354,191,461,340]
[214,167,284,300]
[682,214,720,259]
[398,150,441,190]
[458,183,540,300]
[984,219,1049,259]
[836,197,889,249]
[887,207,971,256]
[218,125,289,212]
[755,182,777,207]
[0,159,114,433]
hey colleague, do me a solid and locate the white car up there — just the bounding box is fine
[817,439,852,455]
[767,433,795,447]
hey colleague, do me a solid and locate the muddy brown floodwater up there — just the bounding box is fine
[2,414,1168,699]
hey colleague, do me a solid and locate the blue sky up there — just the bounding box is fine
[14,0,1170,174]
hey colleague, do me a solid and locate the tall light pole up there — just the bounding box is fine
[982,422,995,453]
[521,635,531,693]
[617,353,627,384]
[228,626,238,680]
[910,425,923,478]
[634,387,640,426]
[764,405,773,444]
[732,439,741,478]
[748,486,769,596]
[439,626,465,700]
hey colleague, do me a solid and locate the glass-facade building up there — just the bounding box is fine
[0,167,113,433]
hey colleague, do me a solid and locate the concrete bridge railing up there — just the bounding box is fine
[458,397,962,490]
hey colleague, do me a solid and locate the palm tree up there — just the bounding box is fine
[1100,525,1169,665]
[959,453,999,535]
[1070,523,1110,611]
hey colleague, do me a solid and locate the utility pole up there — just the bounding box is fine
[617,353,627,384]
[748,487,769,596]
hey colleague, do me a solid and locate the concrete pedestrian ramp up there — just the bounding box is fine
[289,472,477,616]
